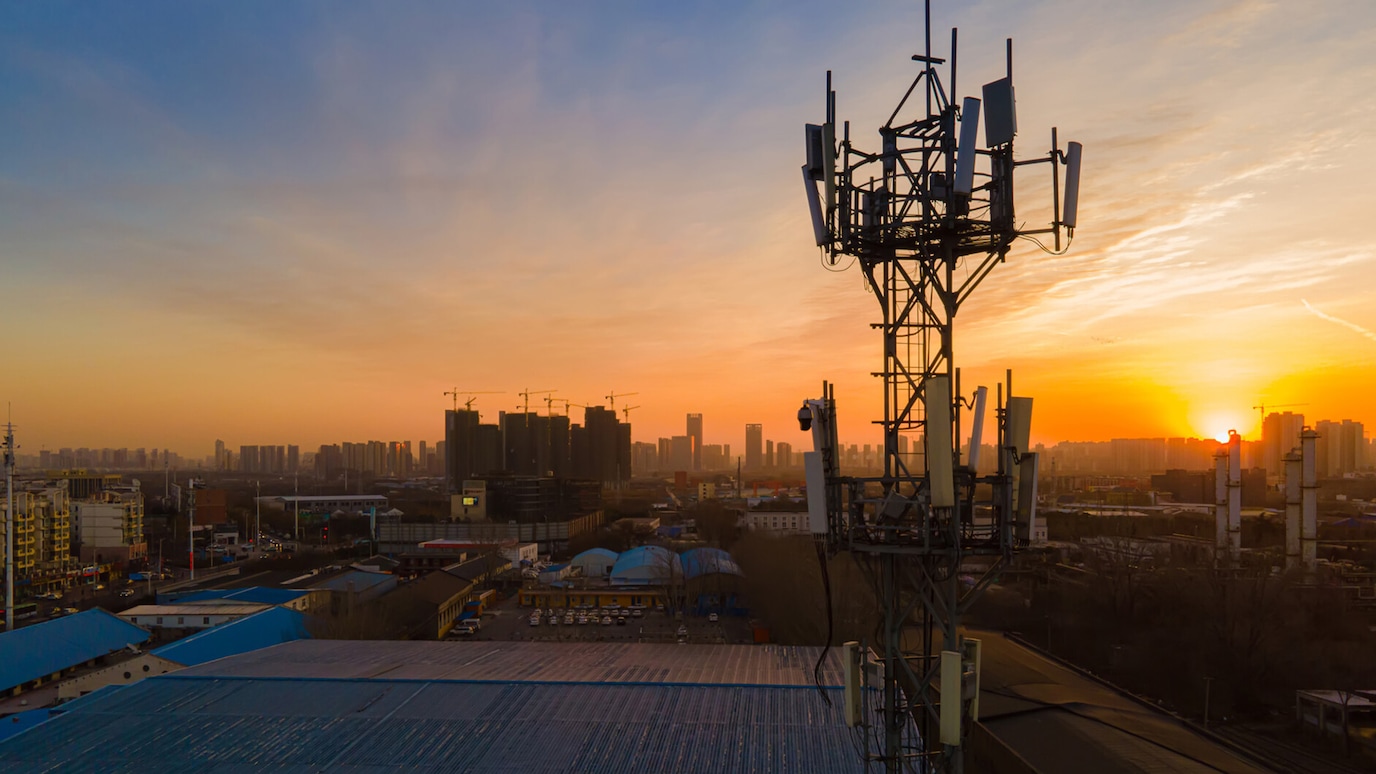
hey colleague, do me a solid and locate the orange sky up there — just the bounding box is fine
[2,1,1374,459]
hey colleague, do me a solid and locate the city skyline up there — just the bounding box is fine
[3,2,1375,455]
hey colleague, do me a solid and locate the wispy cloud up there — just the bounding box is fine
[1302,299,1376,345]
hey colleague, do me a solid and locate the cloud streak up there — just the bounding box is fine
[1302,299,1376,345]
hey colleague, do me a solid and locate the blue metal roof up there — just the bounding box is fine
[173,587,310,605]
[151,607,310,667]
[680,547,743,580]
[0,676,863,772]
[0,609,149,693]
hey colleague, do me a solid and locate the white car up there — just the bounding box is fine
[529,617,540,627]
[709,613,719,623]
[601,616,613,626]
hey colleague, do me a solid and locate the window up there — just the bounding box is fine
[177,617,184,625]
[157,617,163,625]
[203,617,210,625]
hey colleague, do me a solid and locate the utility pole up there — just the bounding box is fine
[188,479,201,581]
[294,471,300,542]
[255,480,261,553]
[4,416,16,632]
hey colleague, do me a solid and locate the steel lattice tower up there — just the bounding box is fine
[799,5,1081,771]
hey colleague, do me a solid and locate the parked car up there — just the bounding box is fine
[631,608,643,618]
[601,616,613,626]
[529,617,540,627]
[708,613,719,623]
[118,589,135,598]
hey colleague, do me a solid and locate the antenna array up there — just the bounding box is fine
[799,5,1082,771]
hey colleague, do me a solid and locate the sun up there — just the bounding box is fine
[1213,430,1232,444]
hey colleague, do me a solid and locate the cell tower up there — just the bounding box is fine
[798,4,1082,772]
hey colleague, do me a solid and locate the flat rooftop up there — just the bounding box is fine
[0,640,861,773]
[177,639,846,686]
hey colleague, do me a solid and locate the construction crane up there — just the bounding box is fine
[518,389,556,415]
[444,390,504,411]
[620,405,640,423]
[606,391,638,411]
[559,399,591,417]
[1253,402,1309,423]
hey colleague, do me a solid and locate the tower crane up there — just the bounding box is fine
[444,390,504,411]
[518,389,556,415]
[1253,402,1308,423]
[620,405,640,423]
[606,391,638,411]
[559,399,590,417]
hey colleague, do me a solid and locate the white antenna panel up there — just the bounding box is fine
[801,166,829,246]
[924,376,955,508]
[954,97,981,195]
[967,386,987,470]
[1062,141,1082,229]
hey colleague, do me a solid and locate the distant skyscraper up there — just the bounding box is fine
[765,439,774,469]
[669,436,693,472]
[686,414,703,471]
[1262,411,1305,476]
[214,439,226,470]
[745,424,763,469]
[777,441,793,469]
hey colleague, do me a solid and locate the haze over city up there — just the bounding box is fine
[3,0,1374,456]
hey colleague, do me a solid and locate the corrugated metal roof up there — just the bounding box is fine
[119,602,271,618]
[0,609,149,693]
[175,640,847,687]
[308,569,395,594]
[0,675,863,773]
[175,587,310,605]
[151,607,311,667]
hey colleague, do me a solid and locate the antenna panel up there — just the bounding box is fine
[1062,141,1082,228]
[801,166,829,246]
[967,386,988,469]
[805,124,825,180]
[954,97,982,195]
[981,78,1017,147]
[925,375,955,508]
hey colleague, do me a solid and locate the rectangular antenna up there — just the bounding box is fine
[982,78,1016,147]
[940,649,962,745]
[1062,141,1083,229]
[1017,452,1039,542]
[925,376,955,508]
[967,385,987,469]
[802,166,829,246]
[954,97,982,195]
[843,641,863,726]
[804,451,829,533]
[805,124,825,180]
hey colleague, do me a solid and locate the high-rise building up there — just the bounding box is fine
[669,436,693,472]
[287,445,300,474]
[214,440,227,470]
[1262,411,1305,477]
[766,440,775,469]
[745,424,763,469]
[777,442,793,469]
[686,414,703,471]
[1315,419,1366,478]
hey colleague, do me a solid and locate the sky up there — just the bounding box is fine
[3,0,1375,459]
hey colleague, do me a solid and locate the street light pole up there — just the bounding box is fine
[255,480,261,553]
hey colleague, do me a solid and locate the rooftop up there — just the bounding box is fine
[0,641,861,772]
[152,607,311,667]
[0,609,149,694]
[176,639,846,686]
[119,602,271,618]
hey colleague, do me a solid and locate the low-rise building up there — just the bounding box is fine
[119,602,272,634]
[740,511,810,535]
[72,484,146,566]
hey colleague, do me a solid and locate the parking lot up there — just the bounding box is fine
[451,594,753,645]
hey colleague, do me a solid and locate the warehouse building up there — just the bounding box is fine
[0,640,863,772]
